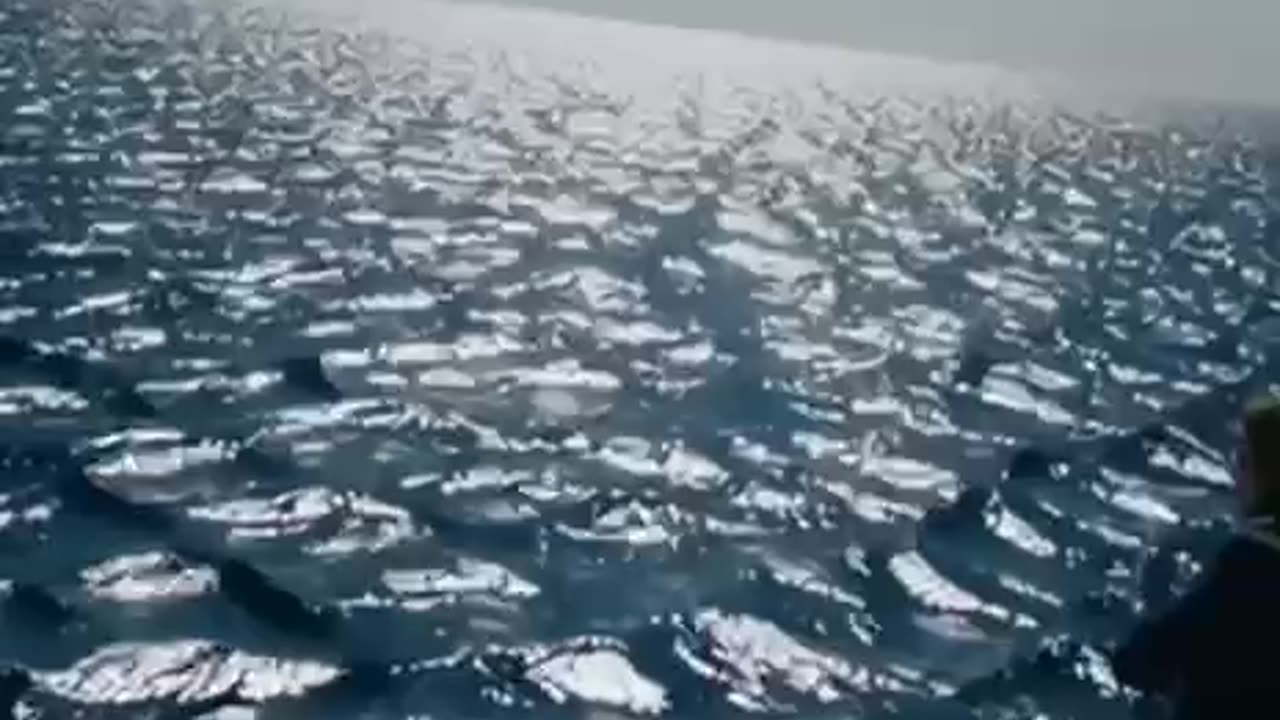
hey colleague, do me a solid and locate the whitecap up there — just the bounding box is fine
[38,640,340,705]
[527,648,668,715]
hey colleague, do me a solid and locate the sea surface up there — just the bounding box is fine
[1,1,1279,718]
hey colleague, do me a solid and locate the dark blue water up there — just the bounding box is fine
[1,0,1279,718]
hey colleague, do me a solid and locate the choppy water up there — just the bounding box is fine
[1,0,1279,718]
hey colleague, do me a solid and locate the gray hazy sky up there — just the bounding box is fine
[449,0,1280,106]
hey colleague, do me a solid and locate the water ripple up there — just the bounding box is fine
[0,0,1277,718]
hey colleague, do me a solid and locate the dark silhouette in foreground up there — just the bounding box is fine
[1112,393,1280,719]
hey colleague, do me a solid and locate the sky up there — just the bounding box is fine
[256,0,1280,107]
[447,0,1280,107]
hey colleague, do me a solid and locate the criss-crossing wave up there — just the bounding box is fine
[0,1,1277,718]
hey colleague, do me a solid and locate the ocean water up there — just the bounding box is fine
[0,0,1278,718]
